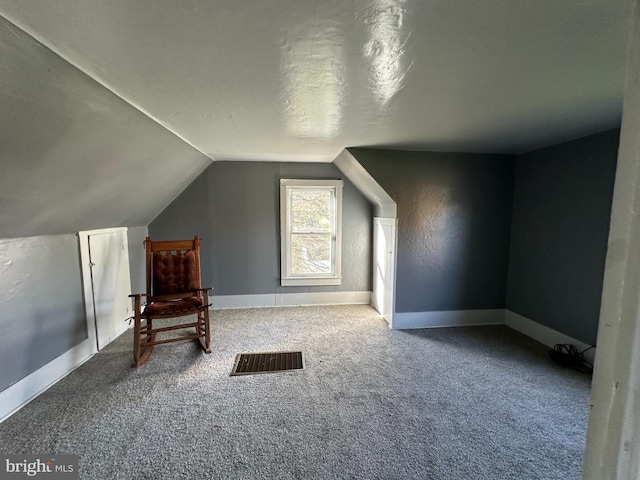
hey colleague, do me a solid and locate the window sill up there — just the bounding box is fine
[281,277,342,287]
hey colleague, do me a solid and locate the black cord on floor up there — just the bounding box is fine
[549,344,595,374]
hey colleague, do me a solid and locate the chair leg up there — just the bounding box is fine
[133,315,141,365]
[131,294,148,367]
[133,317,155,367]
[204,308,211,353]
[198,304,212,354]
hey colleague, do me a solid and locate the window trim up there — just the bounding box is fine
[280,179,343,286]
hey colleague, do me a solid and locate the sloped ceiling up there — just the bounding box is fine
[0,16,211,238]
[0,0,632,237]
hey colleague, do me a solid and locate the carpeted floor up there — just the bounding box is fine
[0,305,591,479]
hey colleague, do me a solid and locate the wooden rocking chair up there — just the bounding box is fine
[129,236,212,367]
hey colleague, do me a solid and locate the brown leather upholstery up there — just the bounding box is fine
[142,296,203,317]
[152,250,199,296]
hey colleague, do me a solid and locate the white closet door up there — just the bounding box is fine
[79,228,132,351]
[373,218,396,326]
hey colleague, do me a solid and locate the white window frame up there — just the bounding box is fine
[280,179,343,286]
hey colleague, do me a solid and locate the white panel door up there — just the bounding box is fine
[373,218,396,326]
[85,228,132,350]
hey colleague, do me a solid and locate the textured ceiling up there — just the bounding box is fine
[0,0,631,162]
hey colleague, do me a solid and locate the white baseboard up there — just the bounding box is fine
[392,309,505,329]
[505,309,596,363]
[370,292,379,312]
[0,338,95,423]
[212,291,372,309]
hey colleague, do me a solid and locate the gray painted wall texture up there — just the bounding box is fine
[149,162,372,295]
[0,15,211,239]
[507,129,620,345]
[127,226,149,295]
[0,234,87,392]
[352,148,515,313]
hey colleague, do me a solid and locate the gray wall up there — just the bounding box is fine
[0,15,211,239]
[352,148,515,313]
[149,162,372,295]
[0,234,87,391]
[507,129,620,345]
[127,226,149,295]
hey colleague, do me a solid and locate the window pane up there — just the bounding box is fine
[291,233,332,275]
[291,190,331,233]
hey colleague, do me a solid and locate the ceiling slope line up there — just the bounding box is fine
[0,11,216,164]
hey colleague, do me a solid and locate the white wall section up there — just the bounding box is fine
[334,149,397,218]
[584,2,640,477]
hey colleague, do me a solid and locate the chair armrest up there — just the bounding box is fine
[196,288,212,307]
[129,293,147,316]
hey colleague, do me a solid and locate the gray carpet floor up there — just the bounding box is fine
[0,305,591,479]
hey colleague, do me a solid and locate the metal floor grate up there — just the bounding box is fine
[230,351,303,376]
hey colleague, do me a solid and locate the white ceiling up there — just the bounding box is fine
[0,0,631,163]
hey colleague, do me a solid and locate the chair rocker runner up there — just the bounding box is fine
[130,236,212,367]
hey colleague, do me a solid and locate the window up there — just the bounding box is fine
[280,179,343,286]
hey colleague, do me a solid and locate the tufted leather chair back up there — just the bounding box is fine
[145,236,203,300]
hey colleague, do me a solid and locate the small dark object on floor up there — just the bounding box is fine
[231,351,304,376]
[549,344,594,374]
